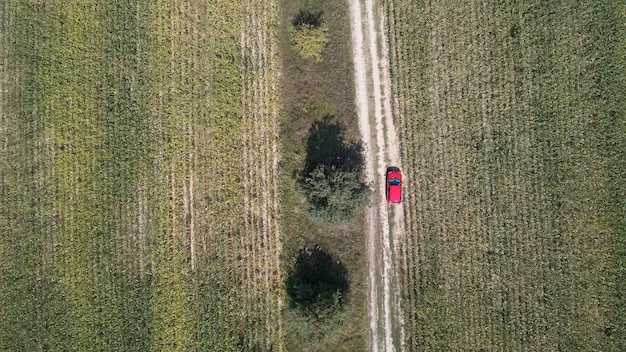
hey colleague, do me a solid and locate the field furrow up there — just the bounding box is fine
[240,0,283,350]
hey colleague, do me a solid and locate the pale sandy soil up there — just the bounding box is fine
[348,0,405,351]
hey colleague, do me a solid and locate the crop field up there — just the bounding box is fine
[384,0,625,351]
[0,0,282,351]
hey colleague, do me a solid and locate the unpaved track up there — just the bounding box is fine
[349,0,405,351]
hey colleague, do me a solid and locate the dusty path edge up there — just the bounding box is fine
[349,0,405,351]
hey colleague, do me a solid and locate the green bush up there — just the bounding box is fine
[291,23,329,62]
[303,164,370,223]
[286,245,347,319]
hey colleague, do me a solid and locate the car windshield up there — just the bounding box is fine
[389,178,401,186]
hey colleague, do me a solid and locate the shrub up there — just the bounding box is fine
[286,245,347,319]
[303,164,370,223]
[291,20,328,62]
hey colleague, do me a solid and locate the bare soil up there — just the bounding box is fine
[348,0,405,351]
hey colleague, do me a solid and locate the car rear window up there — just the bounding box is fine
[389,178,401,186]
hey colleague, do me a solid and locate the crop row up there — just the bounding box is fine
[239,0,283,350]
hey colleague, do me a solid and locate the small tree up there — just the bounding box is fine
[286,245,348,319]
[303,164,370,223]
[291,20,328,62]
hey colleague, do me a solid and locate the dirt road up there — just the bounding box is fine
[348,0,405,351]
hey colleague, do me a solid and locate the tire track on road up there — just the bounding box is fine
[350,0,405,351]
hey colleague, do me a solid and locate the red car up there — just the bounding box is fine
[386,167,402,204]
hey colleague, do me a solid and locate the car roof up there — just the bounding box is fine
[388,183,401,203]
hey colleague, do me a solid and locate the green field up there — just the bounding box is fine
[385,0,625,350]
[0,0,283,350]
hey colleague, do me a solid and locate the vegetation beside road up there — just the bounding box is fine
[385,0,625,350]
[277,0,368,350]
